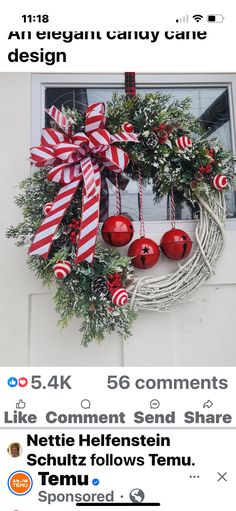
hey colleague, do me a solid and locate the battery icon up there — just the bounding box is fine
[207,14,224,23]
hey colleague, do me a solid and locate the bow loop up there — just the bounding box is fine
[88,128,111,153]
[54,143,80,161]
[72,132,90,145]
[47,162,72,184]
[41,128,70,147]
[30,145,56,166]
[85,102,106,133]
[101,146,130,172]
[110,131,139,144]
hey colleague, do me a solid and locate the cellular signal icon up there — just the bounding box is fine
[176,14,189,23]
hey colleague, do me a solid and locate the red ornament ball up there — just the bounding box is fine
[128,237,160,269]
[101,215,134,247]
[160,228,192,261]
[122,122,134,133]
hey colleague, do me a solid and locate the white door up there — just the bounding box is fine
[1,72,236,366]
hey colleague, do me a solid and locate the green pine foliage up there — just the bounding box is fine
[6,168,136,345]
[53,246,137,346]
[106,93,235,200]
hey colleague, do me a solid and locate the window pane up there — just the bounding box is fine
[45,88,89,123]
[45,87,123,123]
[44,85,235,220]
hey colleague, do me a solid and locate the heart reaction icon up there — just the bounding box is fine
[18,377,28,388]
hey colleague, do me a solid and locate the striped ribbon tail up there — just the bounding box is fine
[28,178,82,258]
[80,156,97,197]
[75,164,101,264]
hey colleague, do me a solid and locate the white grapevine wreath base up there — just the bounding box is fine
[128,191,226,311]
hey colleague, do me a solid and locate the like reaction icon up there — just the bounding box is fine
[8,377,18,388]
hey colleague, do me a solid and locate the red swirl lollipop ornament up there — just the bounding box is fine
[53,261,71,279]
[112,288,128,306]
[212,174,228,190]
[176,136,192,150]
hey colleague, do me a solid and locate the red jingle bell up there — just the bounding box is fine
[160,228,192,261]
[128,237,160,269]
[101,215,134,247]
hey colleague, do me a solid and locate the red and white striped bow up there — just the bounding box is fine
[29,103,139,264]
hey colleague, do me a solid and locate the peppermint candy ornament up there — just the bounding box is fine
[42,202,53,216]
[122,122,134,133]
[112,288,128,307]
[53,260,71,279]
[212,174,228,190]
[176,136,192,150]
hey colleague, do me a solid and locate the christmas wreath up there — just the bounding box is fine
[7,93,235,345]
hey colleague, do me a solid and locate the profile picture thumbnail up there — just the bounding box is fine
[7,442,22,458]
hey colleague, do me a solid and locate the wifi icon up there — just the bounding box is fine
[193,14,203,22]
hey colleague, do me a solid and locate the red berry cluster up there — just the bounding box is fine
[69,218,80,245]
[153,123,173,145]
[198,148,216,174]
[208,148,215,159]
[107,273,123,295]
[198,164,212,174]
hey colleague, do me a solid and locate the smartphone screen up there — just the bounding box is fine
[0,1,235,510]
